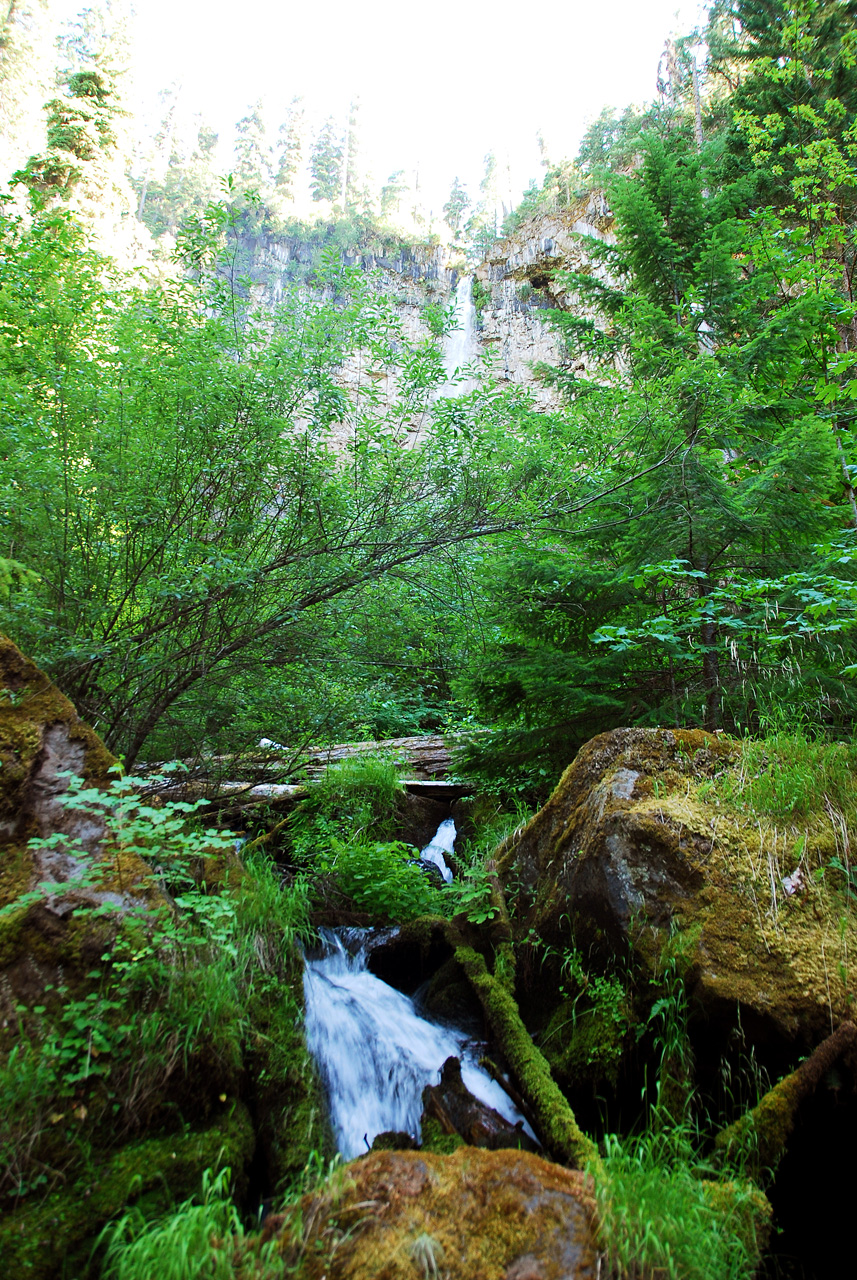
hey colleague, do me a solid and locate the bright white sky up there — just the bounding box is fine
[121,0,708,216]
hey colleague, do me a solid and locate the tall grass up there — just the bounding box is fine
[719,730,857,823]
[99,1167,282,1280]
[591,1126,763,1280]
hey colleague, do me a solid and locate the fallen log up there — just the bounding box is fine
[454,944,599,1171]
[715,1019,857,1176]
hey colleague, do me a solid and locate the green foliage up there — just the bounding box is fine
[0,772,313,1205]
[291,756,405,853]
[717,727,857,821]
[99,1166,282,1280]
[288,756,443,920]
[318,838,438,921]
[591,1126,764,1279]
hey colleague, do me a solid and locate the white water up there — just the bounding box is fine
[418,816,455,884]
[438,275,480,397]
[303,928,529,1159]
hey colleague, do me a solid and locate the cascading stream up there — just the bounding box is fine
[438,275,480,397]
[303,927,529,1159]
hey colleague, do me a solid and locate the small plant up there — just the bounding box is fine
[318,837,437,921]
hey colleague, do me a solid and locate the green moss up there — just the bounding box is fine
[701,1179,772,1264]
[540,999,630,1089]
[246,942,332,1194]
[0,632,116,835]
[419,1116,465,1154]
[0,1102,255,1279]
[714,1071,803,1176]
[455,945,599,1170]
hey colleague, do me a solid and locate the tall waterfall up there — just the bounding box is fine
[438,275,480,397]
[303,928,528,1159]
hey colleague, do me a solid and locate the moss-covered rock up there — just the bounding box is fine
[498,728,857,1053]
[0,1101,255,1279]
[0,634,164,1019]
[267,1147,598,1279]
[0,632,115,847]
[245,940,333,1195]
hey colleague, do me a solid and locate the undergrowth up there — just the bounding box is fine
[99,1167,282,1280]
[717,730,857,824]
[289,757,443,921]
[99,1154,353,1280]
[0,772,313,1206]
[591,1124,764,1280]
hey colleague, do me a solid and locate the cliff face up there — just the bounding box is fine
[474,198,615,409]
[241,196,615,417]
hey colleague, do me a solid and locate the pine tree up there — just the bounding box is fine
[309,117,342,202]
[274,96,304,201]
[234,99,273,195]
[443,176,470,235]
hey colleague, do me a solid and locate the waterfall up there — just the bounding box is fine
[438,275,479,397]
[418,816,455,884]
[303,927,529,1159]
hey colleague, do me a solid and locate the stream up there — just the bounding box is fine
[303,926,529,1159]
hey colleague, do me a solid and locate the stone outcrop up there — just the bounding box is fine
[497,727,857,1053]
[0,633,163,1008]
[263,1147,599,1280]
[420,1055,540,1153]
[474,200,615,409]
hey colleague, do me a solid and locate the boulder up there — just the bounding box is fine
[421,1055,540,1152]
[263,1147,598,1279]
[498,728,857,1053]
[0,633,163,1010]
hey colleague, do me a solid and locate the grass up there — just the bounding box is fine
[99,1155,355,1280]
[718,730,857,824]
[98,1167,282,1280]
[590,1125,765,1280]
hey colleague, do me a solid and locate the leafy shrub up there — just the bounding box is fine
[318,838,437,921]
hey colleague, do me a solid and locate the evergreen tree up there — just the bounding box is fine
[460,117,856,772]
[380,169,408,220]
[466,152,500,254]
[274,95,305,201]
[443,176,470,235]
[309,116,342,202]
[234,99,273,195]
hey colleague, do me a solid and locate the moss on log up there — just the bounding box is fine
[454,944,599,1170]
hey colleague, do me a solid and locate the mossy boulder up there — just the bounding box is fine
[498,728,857,1052]
[265,1147,598,1279]
[0,633,164,1014]
[0,632,115,849]
[0,1101,255,1279]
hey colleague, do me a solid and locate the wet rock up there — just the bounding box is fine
[0,632,164,1009]
[421,1056,540,1152]
[265,1147,598,1279]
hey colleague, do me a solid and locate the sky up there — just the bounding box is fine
[109,0,708,216]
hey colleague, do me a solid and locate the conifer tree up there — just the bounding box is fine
[234,99,273,195]
[274,95,305,201]
[309,116,342,202]
[443,176,470,235]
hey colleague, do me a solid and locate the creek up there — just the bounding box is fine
[303,926,529,1159]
